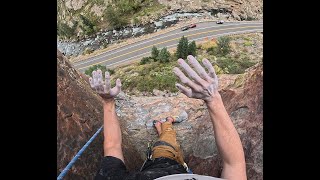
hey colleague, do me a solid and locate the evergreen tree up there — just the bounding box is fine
[79,14,94,35]
[105,5,128,29]
[176,36,189,59]
[159,47,171,63]
[151,46,159,61]
[188,41,197,56]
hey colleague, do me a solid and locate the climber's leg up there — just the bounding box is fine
[152,117,186,165]
[154,121,162,136]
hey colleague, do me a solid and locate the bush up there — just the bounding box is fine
[117,0,141,14]
[140,57,151,65]
[83,48,94,55]
[133,17,140,25]
[151,46,159,61]
[57,23,75,38]
[200,40,217,50]
[239,56,256,69]
[105,5,129,29]
[213,64,225,74]
[80,15,95,36]
[159,47,171,63]
[217,36,231,56]
[113,61,179,93]
[207,47,214,52]
[244,41,254,46]
[84,64,115,77]
[217,56,256,74]
[246,16,256,21]
[135,64,178,92]
[188,41,197,56]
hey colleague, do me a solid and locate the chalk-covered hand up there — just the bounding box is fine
[89,69,121,101]
[173,55,219,103]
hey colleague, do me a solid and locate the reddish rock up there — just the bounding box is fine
[57,50,143,179]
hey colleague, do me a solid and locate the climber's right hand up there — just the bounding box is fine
[173,55,221,103]
[89,69,121,101]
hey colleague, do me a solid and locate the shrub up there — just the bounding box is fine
[217,56,256,74]
[207,46,218,55]
[140,57,151,65]
[188,41,197,56]
[244,41,254,46]
[217,36,231,56]
[246,16,256,21]
[80,15,95,36]
[83,48,93,55]
[239,56,256,69]
[201,40,217,50]
[105,5,128,29]
[213,64,225,74]
[151,46,159,61]
[133,17,140,25]
[136,64,178,92]
[57,23,75,38]
[159,47,171,63]
[113,61,179,93]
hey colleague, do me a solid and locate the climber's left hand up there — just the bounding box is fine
[89,69,121,102]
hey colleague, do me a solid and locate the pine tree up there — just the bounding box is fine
[181,36,189,59]
[188,41,197,56]
[79,14,94,35]
[159,47,171,63]
[176,36,189,59]
[151,46,159,61]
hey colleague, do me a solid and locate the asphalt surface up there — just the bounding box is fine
[73,21,263,72]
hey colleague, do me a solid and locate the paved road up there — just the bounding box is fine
[73,21,263,72]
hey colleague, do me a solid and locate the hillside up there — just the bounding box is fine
[57,0,166,39]
[82,33,263,96]
[57,0,263,40]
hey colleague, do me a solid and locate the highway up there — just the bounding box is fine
[73,21,263,72]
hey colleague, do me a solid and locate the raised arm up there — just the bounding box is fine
[89,69,124,162]
[173,55,246,180]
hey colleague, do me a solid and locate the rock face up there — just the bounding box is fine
[57,49,262,179]
[65,0,88,11]
[159,0,263,20]
[57,50,143,179]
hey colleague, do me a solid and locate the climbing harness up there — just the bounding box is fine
[140,141,153,171]
[183,162,193,174]
[140,140,193,174]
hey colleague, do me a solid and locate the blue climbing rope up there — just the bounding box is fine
[57,125,103,180]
